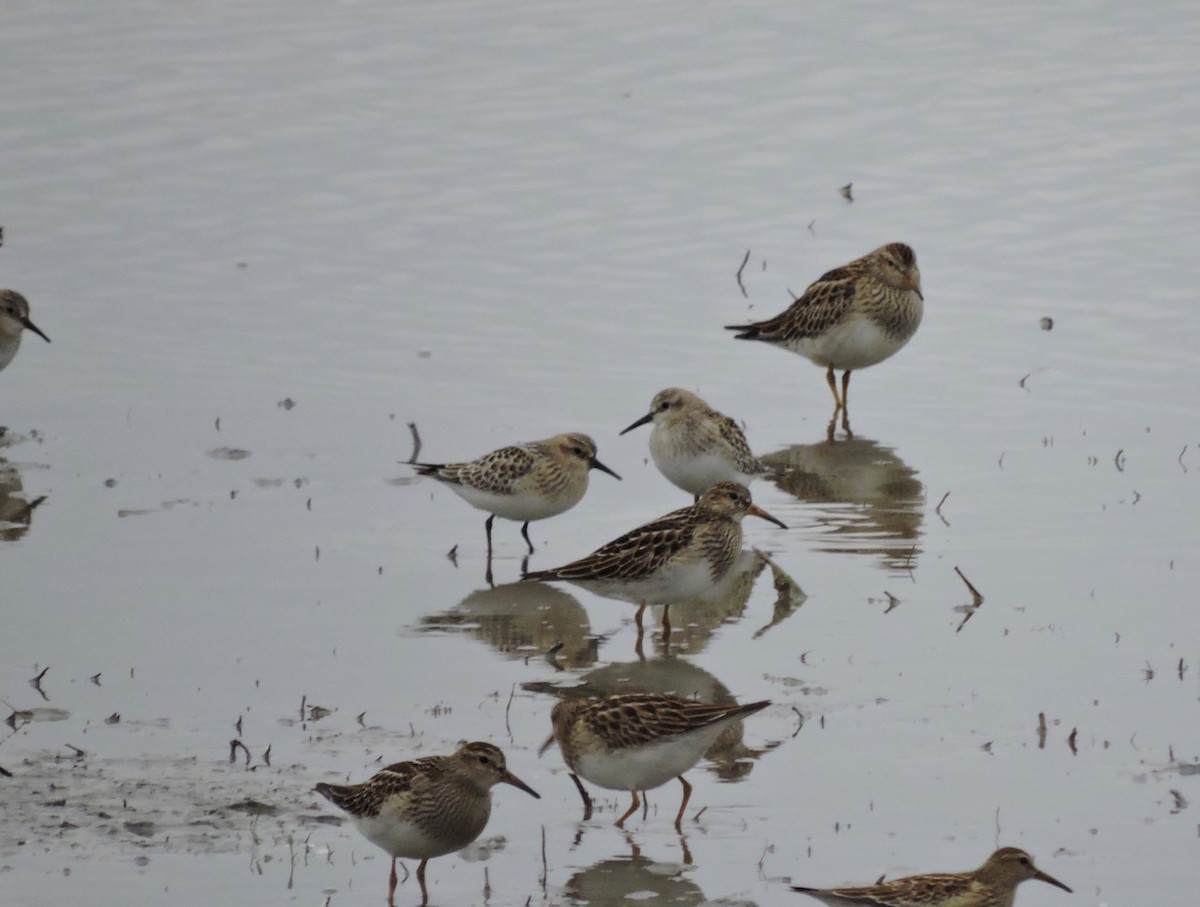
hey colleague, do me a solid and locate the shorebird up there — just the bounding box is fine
[726,243,922,423]
[413,432,620,558]
[314,742,539,905]
[548,692,770,829]
[791,847,1072,907]
[0,290,50,373]
[620,388,766,499]
[523,481,785,638]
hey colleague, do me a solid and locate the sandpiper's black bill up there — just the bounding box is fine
[502,770,541,799]
[619,412,654,435]
[22,316,50,343]
[590,457,622,480]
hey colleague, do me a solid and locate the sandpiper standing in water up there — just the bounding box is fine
[791,847,1072,907]
[548,692,770,830]
[0,290,50,373]
[412,432,620,572]
[621,388,766,500]
[726,243,922,430]
[314,742,540,906]
[523,481,785,643]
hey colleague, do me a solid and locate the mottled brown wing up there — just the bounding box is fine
[726,259,867,343]
[416,444,536,494]
[585,695,768,749]
[819,873,975,906]
[314,757,435,819]
[525,506,696,581]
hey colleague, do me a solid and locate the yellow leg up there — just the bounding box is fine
[674,775,693,830]
[616,790,640,828]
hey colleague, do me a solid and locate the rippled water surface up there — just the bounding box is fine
[2,2,1198,905]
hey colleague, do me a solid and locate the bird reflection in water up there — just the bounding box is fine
[0,459,47,543]
[762,433,923,575]
[417,581,600,670]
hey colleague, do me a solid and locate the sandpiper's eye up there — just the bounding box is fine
[1018,856,1029,865]
[477,754,490,765]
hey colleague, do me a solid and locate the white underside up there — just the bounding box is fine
[573,725,729,791]
[354,800,486,860]
[447,482,583,522]
[652,450,757,497]
[786,316,912,371]
[571,558,714,605]
[0,333,19,371]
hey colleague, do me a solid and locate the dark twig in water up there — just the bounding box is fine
[953,566,984,632]
[505,683,515,739]
[791,706,805,737]
[736,249,751,298]
[954,566,983,602]
[447,545,458,566]
[263,744,272,767]
[540,825,548,891]
[29,666,49,701]
[1178,445,1188,472]
[1018,373,1030,389]
[1036,713,1047,749]
[1114,448,1125,472]
[935,491,950,525]
[839,182,853,202]
[406,422,422,464]
[1066,728,1077,755]
[230,739,252,765]
[883,591,900,614]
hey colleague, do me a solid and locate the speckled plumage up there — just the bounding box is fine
[0,290,51,373]
[726,243,922,415]
[550,693,770,829]
[414,432,620,557]
[523,481,785,635]
[315,742,539,906]
[621,388,766,498]
[791,847,1072,907]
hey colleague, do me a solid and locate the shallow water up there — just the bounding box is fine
[2,1,1198,905]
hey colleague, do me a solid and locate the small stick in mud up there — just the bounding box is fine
[953,566,984,632]
[1036,713,1047,749]
[263,744,272,767]
[230,739,252,765]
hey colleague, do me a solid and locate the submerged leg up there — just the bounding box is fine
[634,604,646,633]
[520,521,534,554]
[615,790,641,828]
[673,775,694,830]
[570,772,593,819]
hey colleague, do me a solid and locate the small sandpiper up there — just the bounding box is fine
[0,290,51,373]
[726,243,922,423]
[620,388,766,499]
[413,432,620,558]
[523,481,785,638]
[548,692,770,829]
[314,741,540,906]
[791,847,1072,907]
